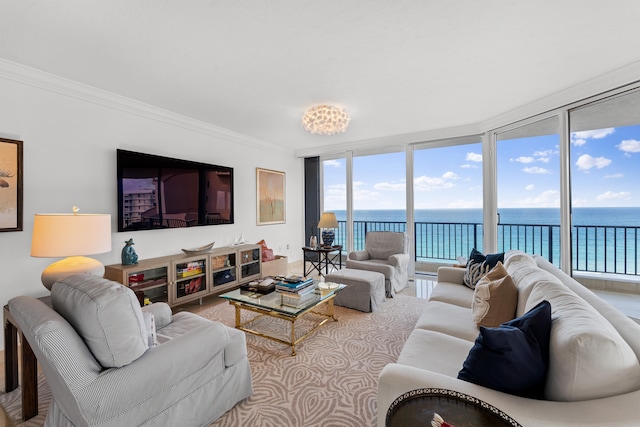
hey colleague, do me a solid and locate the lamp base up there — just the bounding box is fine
[321,229,335,247]
[41,256,105,291]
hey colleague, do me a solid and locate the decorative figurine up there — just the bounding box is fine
[121,238,139,265]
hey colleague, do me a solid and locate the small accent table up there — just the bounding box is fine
[302,245,342,276]
[386,388,522,427]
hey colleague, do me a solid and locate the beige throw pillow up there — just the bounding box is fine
[472,262,518,327]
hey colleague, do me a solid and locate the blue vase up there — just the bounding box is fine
[322,229,335,247]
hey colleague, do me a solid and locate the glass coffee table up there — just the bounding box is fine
[220,282,345,355]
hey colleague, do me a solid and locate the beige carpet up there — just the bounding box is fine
[0,295,428,427]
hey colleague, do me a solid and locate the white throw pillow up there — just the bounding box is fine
[525,279,640,401]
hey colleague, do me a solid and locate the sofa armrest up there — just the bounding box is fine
[348,250,370,261]
[141,302,172,330]
[437,266,465,285]
[387,253,409,268]
[378,363,640,427]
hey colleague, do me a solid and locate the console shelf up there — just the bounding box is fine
[105,244,261,308]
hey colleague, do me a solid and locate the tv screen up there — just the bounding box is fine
[117,149,234,231]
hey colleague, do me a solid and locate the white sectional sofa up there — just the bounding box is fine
[378,250,640,426]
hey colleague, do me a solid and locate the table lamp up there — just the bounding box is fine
[317,212,338,247]
[31,207,112,290]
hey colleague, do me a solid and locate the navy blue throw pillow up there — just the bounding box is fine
[464,248,505,289]
[457,300,552,399]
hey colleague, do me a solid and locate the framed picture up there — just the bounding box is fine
[256,168,285,225]
[0,138,23,232]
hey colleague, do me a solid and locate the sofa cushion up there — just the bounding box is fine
[414,301,479,342]
[472,262,517,327]
[52,274,148,368]
[458,300,552,399]
[463,248,504,289]
[525,278,640,401]
[428,281,474,308]
[398,329,475,377]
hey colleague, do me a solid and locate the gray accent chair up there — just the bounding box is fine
[8,274,252,427]
[345,231,410,297]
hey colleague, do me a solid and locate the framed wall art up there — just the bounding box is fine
[256,168,285,225]
[0,138,23,232]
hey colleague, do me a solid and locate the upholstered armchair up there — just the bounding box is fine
[8,274,252,427]
[346,231,409,297]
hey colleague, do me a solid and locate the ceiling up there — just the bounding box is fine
[1,1,640,156]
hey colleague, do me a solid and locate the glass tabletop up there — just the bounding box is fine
[220,281,345,316]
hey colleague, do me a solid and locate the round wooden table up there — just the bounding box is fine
[386,388,522,427]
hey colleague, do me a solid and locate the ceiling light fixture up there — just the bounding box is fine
[302,105,350,135]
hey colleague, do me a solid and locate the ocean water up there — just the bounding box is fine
[331,208,640,274]
[335,207,640,227]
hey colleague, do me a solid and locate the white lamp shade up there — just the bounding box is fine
[317,212,338,229]
[31,213,112,257]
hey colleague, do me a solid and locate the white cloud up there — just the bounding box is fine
[572,128,615,140]
[374,181,406,191]
[414,173,457,191]
[324,159,341,167]
[572,138,587,146]
[525,184,535,190]
[523,166,551,174]
[604,173,623,179]
[570,128,615,146]
[508,190,560,208]
[460,163,478,169]
[512,156,534,163]
[533,149,554,157]
[442,171,459,179]
[466,152,482,162]
[575,154,612,170]
[617,139,640,153]
[596,191,631,201]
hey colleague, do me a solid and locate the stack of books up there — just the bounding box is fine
[276,276,315,297]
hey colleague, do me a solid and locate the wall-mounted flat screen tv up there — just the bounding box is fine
[117,149,234,232]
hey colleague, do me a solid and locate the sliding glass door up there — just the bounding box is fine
[569,88,640,276]
[352,151,406,251]
[495,117,561,264]
[413,137,483,266]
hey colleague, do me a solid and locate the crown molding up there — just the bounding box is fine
[0,58,288,153]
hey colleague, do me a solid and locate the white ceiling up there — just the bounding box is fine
[1,1,640,155]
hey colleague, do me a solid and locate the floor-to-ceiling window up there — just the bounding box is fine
[351,151,407,251]
[315,82,640,286]
[413,136,483,267]
[569,88,640,276]
[495,116,561,265]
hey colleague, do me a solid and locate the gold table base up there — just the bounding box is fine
[228,294,338,356]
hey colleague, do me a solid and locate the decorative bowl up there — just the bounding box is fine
[181,241,215,256]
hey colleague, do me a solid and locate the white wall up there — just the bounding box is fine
[0,67,303,349]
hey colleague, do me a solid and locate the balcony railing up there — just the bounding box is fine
[334,220,640,276]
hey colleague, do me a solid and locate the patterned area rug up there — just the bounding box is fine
[0,295,427,427]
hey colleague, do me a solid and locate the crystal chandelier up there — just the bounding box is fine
[301,105,350,135]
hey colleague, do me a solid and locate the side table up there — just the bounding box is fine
[302,245,342,276]
[4,304,39,421]
[386,388,522,427]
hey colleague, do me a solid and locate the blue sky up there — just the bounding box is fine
[323,125,640,210]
